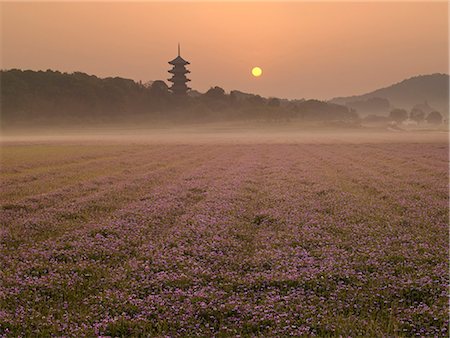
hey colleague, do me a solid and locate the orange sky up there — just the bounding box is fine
[1,1,448,99]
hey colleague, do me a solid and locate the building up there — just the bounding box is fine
[168,44,191,95]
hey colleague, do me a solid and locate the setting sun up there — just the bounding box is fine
[251,66,262,77]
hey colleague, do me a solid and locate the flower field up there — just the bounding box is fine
[0,140,448,336]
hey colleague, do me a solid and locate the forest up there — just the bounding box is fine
[1,69,357,126]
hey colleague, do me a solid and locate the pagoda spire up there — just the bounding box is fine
[178,43,180,57]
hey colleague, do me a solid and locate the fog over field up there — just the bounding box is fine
[1,122,448,145]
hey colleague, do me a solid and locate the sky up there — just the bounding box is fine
[1,1,448,100]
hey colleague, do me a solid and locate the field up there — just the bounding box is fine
[0,130,448,336]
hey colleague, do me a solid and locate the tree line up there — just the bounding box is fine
[388,108,443,124]
[1,69,358,125]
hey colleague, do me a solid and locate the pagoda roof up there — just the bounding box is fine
[168,76,191,83]
[168,56,190,65]
[168,68,190,74]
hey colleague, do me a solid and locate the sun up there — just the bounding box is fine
[251,66,262,77]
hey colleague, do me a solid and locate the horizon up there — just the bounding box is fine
[1,2,448,100]
[2,67,448,102]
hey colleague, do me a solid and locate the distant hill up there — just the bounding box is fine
[330,74,449,115]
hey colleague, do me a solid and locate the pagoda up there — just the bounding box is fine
[168,44,191,95]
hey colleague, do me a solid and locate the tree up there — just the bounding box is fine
[389,108,408,123]
[246,94,264,106]
[150,80,169,96]
[268,97,281,107]
[297,99,357,121]
[409,108,425,123]
[426,111,443,125]
[205,86,225,99]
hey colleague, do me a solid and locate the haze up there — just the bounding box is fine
[1,1,448,100]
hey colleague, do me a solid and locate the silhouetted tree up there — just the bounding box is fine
[409,108,425,123]
[297,100,357,121]
[150,80,169,96]
[389,108,408,123]
[426,111,443,124]
[205,86,225,99]
[268,98,281,107]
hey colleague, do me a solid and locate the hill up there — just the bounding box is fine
[330,73,449,115]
